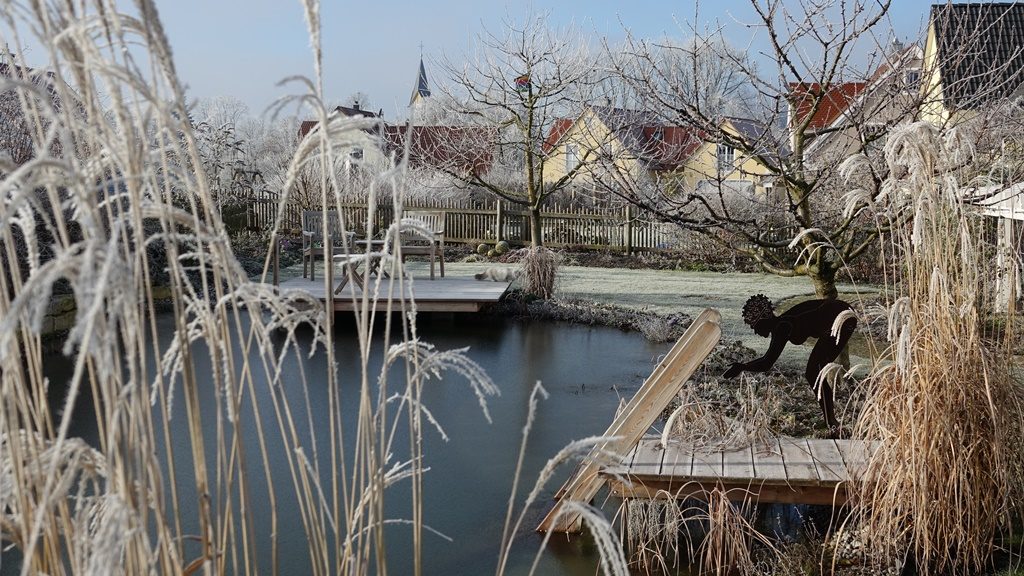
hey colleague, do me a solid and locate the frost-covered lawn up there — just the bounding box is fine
[278,259,878,368]
[440,262,878,368]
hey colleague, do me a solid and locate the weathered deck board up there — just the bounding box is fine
[690,449,722,480]
[604,435,876,507]
[275,274,511,312]
[721,445,756,480]
[751,437,787,482]
[660,440,693,478]
[779,437,820,484]
[806,439,846,483]
[836,438,878,479]
[630,438,665,475]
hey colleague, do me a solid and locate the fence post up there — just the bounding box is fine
[496,200,505,243]
[624,204,633,254]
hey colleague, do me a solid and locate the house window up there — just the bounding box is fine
[566,143,580,173]
[905,69,921,91]
[717,144,735,174]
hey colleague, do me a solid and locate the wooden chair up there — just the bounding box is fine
[398,210,445,280]
[301,210,351,280]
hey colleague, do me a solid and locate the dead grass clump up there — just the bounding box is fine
[661,384,780,452]
[619,487,776,576]
[844,122,1024,574]
[511,246,559,299]
[637,314,676,342]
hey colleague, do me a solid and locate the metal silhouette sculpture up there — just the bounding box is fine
[724,294,857,434]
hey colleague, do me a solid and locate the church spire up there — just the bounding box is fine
[409,54,431,107]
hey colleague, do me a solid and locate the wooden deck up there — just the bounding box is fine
[602,435,876,506]
[276,274,512,312]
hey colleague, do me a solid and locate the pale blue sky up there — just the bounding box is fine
[146,0,939,119]
[18,1,939,119]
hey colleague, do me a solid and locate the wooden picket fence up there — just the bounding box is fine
[241,193,684,253]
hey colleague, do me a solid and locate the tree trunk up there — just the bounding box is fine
[529,206,543,248]
[810,268,838,300]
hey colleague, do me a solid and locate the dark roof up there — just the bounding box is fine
[723,116,776,155]
[409,57,431,106]
[381,124,494,175]
[930,2,1024,109]
[297,105,382,138]
[335,104,380,118]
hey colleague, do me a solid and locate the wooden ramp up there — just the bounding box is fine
[602,436,877,506]
[537,308,723,533]
[275,275,511,313]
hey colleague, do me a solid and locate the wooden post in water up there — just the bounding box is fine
[624,205,633,254]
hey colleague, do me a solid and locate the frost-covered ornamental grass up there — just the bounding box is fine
[0,2,628,575]
[845,122,1024,574]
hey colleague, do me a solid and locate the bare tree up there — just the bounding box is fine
[601,0,920,299]
[435,12,598,247]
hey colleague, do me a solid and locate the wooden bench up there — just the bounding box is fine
[399,210,445,280]
[301,210,352,281]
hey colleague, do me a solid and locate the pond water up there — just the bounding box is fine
[28,313,673,575]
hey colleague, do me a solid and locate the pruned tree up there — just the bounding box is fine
[598,0,919,299]
[435,12,599,247]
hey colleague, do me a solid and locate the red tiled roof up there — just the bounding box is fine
[298,120,319,138]
[641,126,705,171]
[787,82,866,130]
[381,125,495,176]
[542,118,575,154]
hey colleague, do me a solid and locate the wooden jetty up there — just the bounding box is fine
[537,306,876,534]
[275,274,512,313]
[603,435,875,506]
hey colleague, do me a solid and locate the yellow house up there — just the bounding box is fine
[543,105,772,197]
[920,3,1024,126]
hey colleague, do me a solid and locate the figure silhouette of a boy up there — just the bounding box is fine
[723,294,856,435]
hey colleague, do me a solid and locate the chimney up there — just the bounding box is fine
[353,100,361,111]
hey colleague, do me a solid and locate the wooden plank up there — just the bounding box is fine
[806,439,846,484]
[550,309,720,497]
[835,439,877,479]
[605,476,853,506]
[659,441,693,479]
[690,449,722,480]
[779,437,820,484]
[628,437,665,475]
[751,437,788,483]
[721,445,756,481]
[537,309,722,533]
